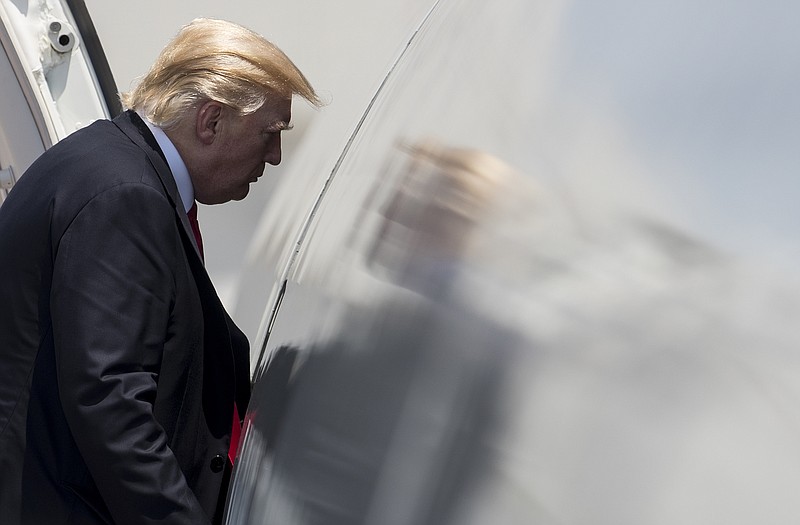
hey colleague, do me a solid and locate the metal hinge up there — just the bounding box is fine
[1,166,16,191]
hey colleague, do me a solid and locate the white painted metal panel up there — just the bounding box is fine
[0,0,112,204]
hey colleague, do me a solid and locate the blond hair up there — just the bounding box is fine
[120,18,320,129]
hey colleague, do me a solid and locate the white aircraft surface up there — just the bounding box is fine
[3,1,800,524]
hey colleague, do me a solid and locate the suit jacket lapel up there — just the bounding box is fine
[113,111,246,404]
[112,111,203,261]
[113,111,250,420]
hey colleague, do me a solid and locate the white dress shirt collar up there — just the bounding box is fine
[139,114,195,213]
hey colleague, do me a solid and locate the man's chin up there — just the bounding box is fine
[232,186,250,201]
[197,186,250,205]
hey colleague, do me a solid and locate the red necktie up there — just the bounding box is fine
[187,203,204,259]
[229,404,241,465]
[186,203,242,464]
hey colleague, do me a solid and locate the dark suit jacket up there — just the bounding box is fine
[0,111,250,524]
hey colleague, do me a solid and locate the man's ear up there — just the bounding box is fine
[196,100,224,145]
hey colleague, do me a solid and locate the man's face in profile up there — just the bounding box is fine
[194,96,293,204]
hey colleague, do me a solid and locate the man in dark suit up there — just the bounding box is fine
[0,18,319,525]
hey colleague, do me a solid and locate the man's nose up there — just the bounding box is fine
[265,134,282,166]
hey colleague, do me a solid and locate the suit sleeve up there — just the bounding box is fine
[51,182,211,525]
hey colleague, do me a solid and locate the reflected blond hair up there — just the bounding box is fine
[120,18,320,129]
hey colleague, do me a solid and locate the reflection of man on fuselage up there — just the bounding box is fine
[248,142,523,525]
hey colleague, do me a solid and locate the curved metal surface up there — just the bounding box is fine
[228,0,800,523]
[0,0,118,203]
[0,0,113,146]
[232,0,444,364]
[64,0,122,117]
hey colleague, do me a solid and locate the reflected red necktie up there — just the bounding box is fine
[186,203,242,464]
[187,203,204,259]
